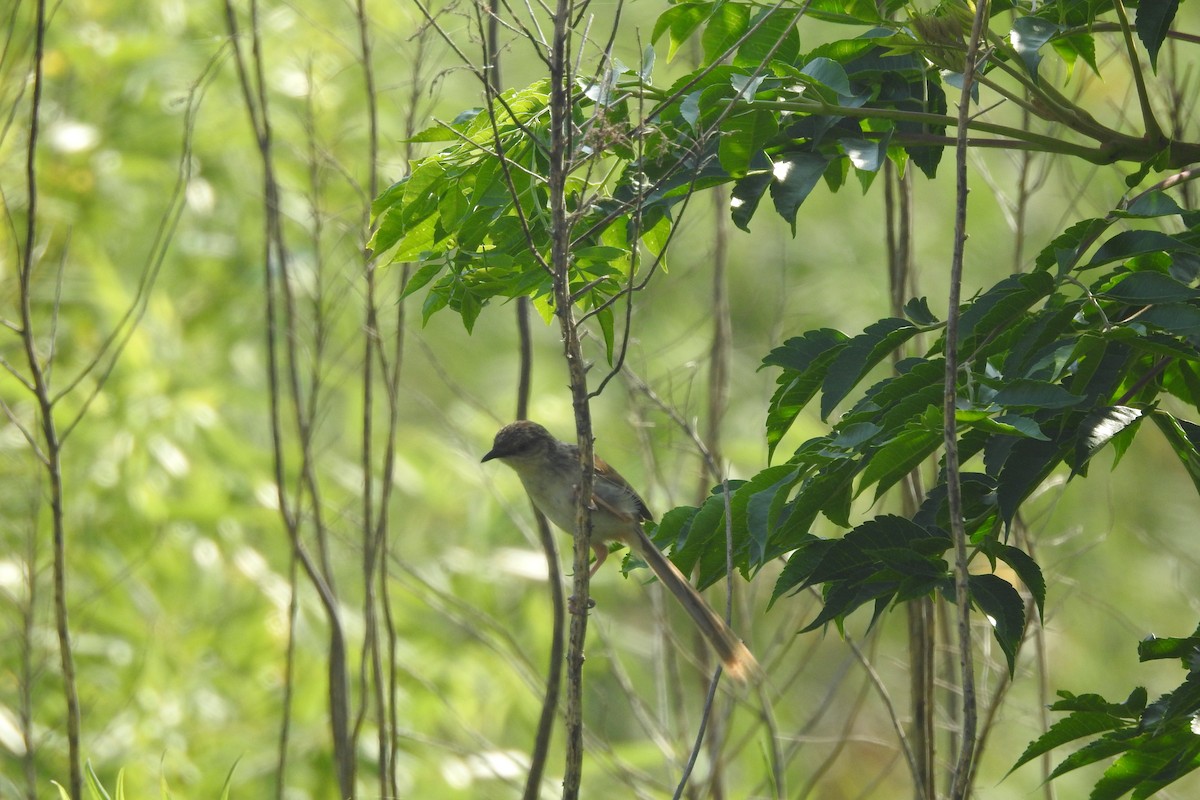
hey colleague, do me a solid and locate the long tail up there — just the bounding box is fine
[629,530,761,684]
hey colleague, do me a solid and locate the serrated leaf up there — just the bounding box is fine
[821,318,921,419]
[904,296,940,325]
[741,465,804,565]
[996,436,1064,524]
[771,535,832,604]
[1135,0,1180,71]
[1010,711,1130,775]
[1138,633,1200,663]
[858,426,942,500]
[730,154,773,231]
[399,261,446,301]
[968,573,1025,675]
[956,271,1055,351]
[992,543,1046,617]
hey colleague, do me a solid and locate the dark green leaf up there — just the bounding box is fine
[968,573,1025,675]
[1135,0,1180,71]
[1139,304,1200,337]
[1120,191,1187,219]
[857,426,942,500]
[742,465,804,565]
[730,154,773,231]
[1101,271,1200,304]
[1010,710,1130,775]
[1036,217,1108,274]
[821,318,921,419]
[771,535,832,604]
[997,436,1064,525]
[904,296,940,325]
[1088,231,1199,270]
[956,271,1055,352]
[718,110,780,177]
[993,379,1086,410]
[770,152,833,234]
[1011,16,1062,81]
[1150,412,1200,496]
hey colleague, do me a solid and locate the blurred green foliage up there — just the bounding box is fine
[2,1,1200,799]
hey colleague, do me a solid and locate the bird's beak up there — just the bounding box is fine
[481,448,499,463]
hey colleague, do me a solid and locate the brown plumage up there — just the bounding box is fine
[483,420,761,684]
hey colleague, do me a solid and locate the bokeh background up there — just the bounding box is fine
[2,1,1199,798]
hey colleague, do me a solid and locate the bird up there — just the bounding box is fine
[482,420,760,684]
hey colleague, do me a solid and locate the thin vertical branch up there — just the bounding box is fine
[543,1,597,796]
[476,2,569,797]
[947,2,990,798]
[19,514,40,800]
[222,3,353,795]
[886,158,934,800]
[15,1,81,796]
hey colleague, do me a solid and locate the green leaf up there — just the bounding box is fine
[1120,191,1187,219]
[992,379,1086,410]
[1010,710,1130,774]
[730,157,773,231]
[1010,16,1062,82]
[652,2,713,62]
[1138,630,1200,664]
[1088,231,1199,270]
[770,152,833,234]
[1050,33,1099,81]
[968,573,1025,675]
[718,110,779,177]
[857,425,942,500]
[821,318,921,419]
[1101,271,1200,304]
[763,329,849,457]
[399,261,446,301]
[996,436,1064,525]
[1140,304,1200,337]
[993,543,1046,617]
[1072,406,1144,474]
[1135,0,1180,71]
[770,534,827,603]
[1035,217,1108,274]
[702,2,751,64]
[1150,412,1200,496]
[735,7,801,68]
[956,271,1055,352]
[904,296,940,325]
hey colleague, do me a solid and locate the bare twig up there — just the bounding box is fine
[15,2,82,795]
[946,6,991,796]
